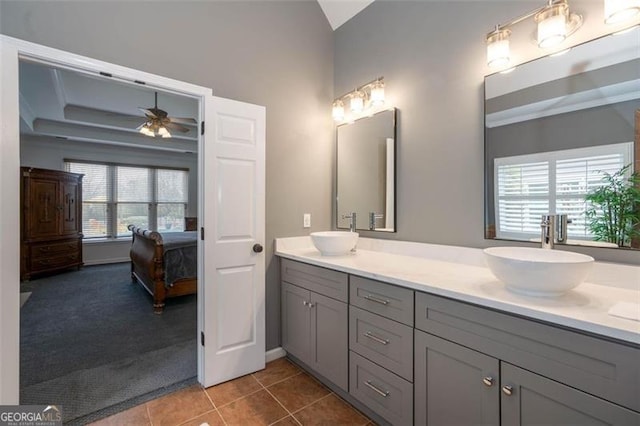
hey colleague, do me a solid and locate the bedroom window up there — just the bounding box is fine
[65,161,188,239]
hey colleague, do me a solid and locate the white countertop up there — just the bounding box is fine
[275,236,640,345]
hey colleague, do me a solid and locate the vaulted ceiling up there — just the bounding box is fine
[316,0,375,30]
[19,60,200,154]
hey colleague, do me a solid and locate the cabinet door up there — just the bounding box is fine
[415,330,499,426]
[310,291,348,391]
[61,180,80,235]
[501,363,640,426]
[27,177,61,238]
[281,282,311,364]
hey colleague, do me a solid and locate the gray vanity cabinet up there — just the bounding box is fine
[501,363,639,426]
[414,330,499,426]
[281,260,348,391]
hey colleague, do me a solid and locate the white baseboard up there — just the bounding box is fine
[266,347,286,363]
[83,257,130,266]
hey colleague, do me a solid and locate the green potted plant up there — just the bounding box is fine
[585,164,640,247]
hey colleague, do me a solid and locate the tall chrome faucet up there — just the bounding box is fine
[342,212,357,232]
[541,215,556,249]
[541,214,572,249]
[369,212,384,230]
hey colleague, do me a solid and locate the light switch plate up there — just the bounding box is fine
[303,213,311,228]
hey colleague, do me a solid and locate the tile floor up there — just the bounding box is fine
[90,358,374,426]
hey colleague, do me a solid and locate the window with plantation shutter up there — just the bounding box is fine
[65,160,189,239]
[494,142,633,241]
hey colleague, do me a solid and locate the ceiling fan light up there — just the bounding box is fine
[158,126,171,138]
[605,0,640,24]
[535,2,569,48]
[140,125,154,137]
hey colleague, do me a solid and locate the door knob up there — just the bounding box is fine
[252,243,264,253]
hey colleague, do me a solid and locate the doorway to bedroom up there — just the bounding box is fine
[18,58,200,423]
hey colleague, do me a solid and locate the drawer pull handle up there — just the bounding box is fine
[364,294,389,305]
[502,385,513,396]
[364,331,389,345]
[364,380,390,398]
[38,260,50,265]
[40,247,51,252]
[483,377,494,387]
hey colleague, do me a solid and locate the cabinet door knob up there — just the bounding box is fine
[302,300,308,306]
[252,243,263,253]
[502,385,513,396]
[308,302,315,308]
[483,377,494,387]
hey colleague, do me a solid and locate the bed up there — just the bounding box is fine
[128,224,198,314]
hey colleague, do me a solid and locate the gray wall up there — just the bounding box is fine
[334,0,640,265]
[0,0,335,350]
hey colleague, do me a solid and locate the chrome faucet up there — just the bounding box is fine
[555,214,572,244]
[541,215,556,249]
[342,212,357,232]
[369,212,384,230]
[541,214,572,249]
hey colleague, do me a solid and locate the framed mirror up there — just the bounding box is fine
[337,108,396,232]
[484,27,639,250]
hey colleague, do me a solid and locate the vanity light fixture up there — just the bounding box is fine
[605,0,640,24]
[332,77,385,122]
[486,0,582,69]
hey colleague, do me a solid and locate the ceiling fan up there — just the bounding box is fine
[137,92,196,138]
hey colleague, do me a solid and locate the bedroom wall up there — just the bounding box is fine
[333,0,640,265]
[0,0,335,350]
[20,134,199,265]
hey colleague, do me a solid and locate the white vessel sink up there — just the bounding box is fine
[483,247,594,297]
[310,231,358,256]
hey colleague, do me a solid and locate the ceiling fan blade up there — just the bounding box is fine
[170,117,197,125]
[165,122,190,133]
[138,107,157,118]
[135,122,147,130]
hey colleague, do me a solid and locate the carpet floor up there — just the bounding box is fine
[20,263,197,424]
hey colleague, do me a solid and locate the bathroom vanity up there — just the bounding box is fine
[276,237,640,426]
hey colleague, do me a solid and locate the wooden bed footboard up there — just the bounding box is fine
[128,224,197,314]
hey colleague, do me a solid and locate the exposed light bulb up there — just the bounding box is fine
[332,100,345,121]
[370,80,385,106]
[605,0,640,24]
[486,27,511,68]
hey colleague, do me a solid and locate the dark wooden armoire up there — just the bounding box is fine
[20,167,84,281]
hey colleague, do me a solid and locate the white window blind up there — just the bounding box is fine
[494,142,633,241]
[65,161,189,239]
[66,162,110,238]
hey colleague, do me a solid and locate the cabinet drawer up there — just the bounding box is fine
[30,251,80,272]
[415,292,640,412]
[350,275,414,326]
[281,258,348,302]
[350,306,413,381]
[31,240,79,259]
[349,351,413,426]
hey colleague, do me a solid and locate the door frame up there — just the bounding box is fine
[0,34,211,403]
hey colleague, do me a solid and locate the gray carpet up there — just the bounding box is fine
[20,263,197,424]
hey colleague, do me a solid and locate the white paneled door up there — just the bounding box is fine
[200,95,266,387]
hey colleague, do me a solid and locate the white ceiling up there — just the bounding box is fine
[19,60,199,153]
[317,0,375,30]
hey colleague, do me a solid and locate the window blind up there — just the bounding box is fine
[66,162,110,238]
[494,142,633,241]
